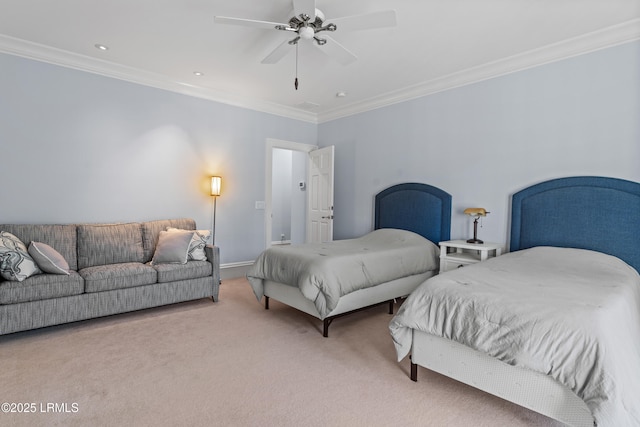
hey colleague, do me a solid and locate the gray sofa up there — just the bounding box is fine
[0,218,220,335]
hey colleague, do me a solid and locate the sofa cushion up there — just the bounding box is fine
[167,228,210,261]
[142,219,196,263]
[151,230,194,265]
[0,271,84,304]
[80,262,157,293]
[0,231,41,281]
[77,223,144,269]
[151,260,213,283]
[0,224,78,271]
[28,242,70,275]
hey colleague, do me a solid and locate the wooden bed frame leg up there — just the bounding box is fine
[388,299,394,314]
[264,296,269,310]
[410,358,418,382]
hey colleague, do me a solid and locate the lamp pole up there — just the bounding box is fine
[211,195,217,246]
[467,216,483,244]
[210,176,222,246]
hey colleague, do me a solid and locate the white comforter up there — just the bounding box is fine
[247,229,439,319]
[389,246,640,426]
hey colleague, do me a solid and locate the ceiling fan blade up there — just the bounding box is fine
[261,39,293,64]
[329,10,397,31]
[317,35,357,66]
[214,16,286,31]
[293,0,316,20]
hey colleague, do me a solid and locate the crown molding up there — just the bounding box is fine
[1,19,638,125]
[0,34,318,124]
[317,18,640,123]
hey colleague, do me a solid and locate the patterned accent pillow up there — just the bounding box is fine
[28,242,71,275]
[167,228,210,261]
[151,230,194,265]
[0,231,41,281]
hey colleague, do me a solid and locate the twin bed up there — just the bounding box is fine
[247,176,640,426]
[391,176,640,426]
[247,182,452,337]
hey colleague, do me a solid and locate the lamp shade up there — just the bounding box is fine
[211,176,222,197]
[463,207,487,216]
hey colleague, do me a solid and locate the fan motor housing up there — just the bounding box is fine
[288,8,326,29]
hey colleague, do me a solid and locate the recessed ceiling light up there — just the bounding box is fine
[336,91,347,98]
[193,71,204,76]
[94,44,109,51]
[295,101,320,110]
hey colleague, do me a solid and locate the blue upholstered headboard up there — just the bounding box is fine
[374,183,452,245]
[510,176,640,273]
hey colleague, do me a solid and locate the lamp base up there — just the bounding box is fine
[467,217,483,244]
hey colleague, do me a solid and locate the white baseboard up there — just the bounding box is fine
[220,261,253,281]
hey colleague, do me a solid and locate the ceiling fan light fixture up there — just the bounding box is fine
[299,26,315,40]
[216,4,395,71]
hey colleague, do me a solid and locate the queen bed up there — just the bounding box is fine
[389,176,640,426]
[247,182,452,337]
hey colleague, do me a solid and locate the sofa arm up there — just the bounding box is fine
[205,245,220,301]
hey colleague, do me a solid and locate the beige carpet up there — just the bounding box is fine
[1,278,562,427]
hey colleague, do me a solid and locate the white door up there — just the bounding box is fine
[307,146,335,243]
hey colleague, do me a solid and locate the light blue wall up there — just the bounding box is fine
[0,53,317,263]
[319,41,640,249]
[2,40,638,264]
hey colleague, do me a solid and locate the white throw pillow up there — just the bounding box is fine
[151,230,194,265]
[167,227,210,261]
[0,231,41,281]
[28,242,71,275]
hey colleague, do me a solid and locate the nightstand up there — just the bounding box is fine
[439,240,502,272]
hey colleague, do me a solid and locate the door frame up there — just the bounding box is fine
[265,138,317,250]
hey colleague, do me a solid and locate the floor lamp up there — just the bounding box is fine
[210,176,221,246]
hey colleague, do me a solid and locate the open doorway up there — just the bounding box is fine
[265,139,335,249]
[271,147,307,245]
[265,139,316,249]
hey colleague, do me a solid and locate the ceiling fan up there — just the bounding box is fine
[214,0,396,88]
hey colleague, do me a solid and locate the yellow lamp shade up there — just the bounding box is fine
[211,176,222,197]
[464,207,487,216]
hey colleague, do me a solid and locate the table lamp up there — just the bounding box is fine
[464,207,488,244]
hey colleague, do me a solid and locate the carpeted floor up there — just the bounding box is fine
[1,278,562,426]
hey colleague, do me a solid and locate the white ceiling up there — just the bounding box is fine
[1,1,639,123]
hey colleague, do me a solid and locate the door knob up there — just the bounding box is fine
[321,215,334,219]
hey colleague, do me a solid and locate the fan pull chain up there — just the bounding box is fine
[294,43,299,90]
